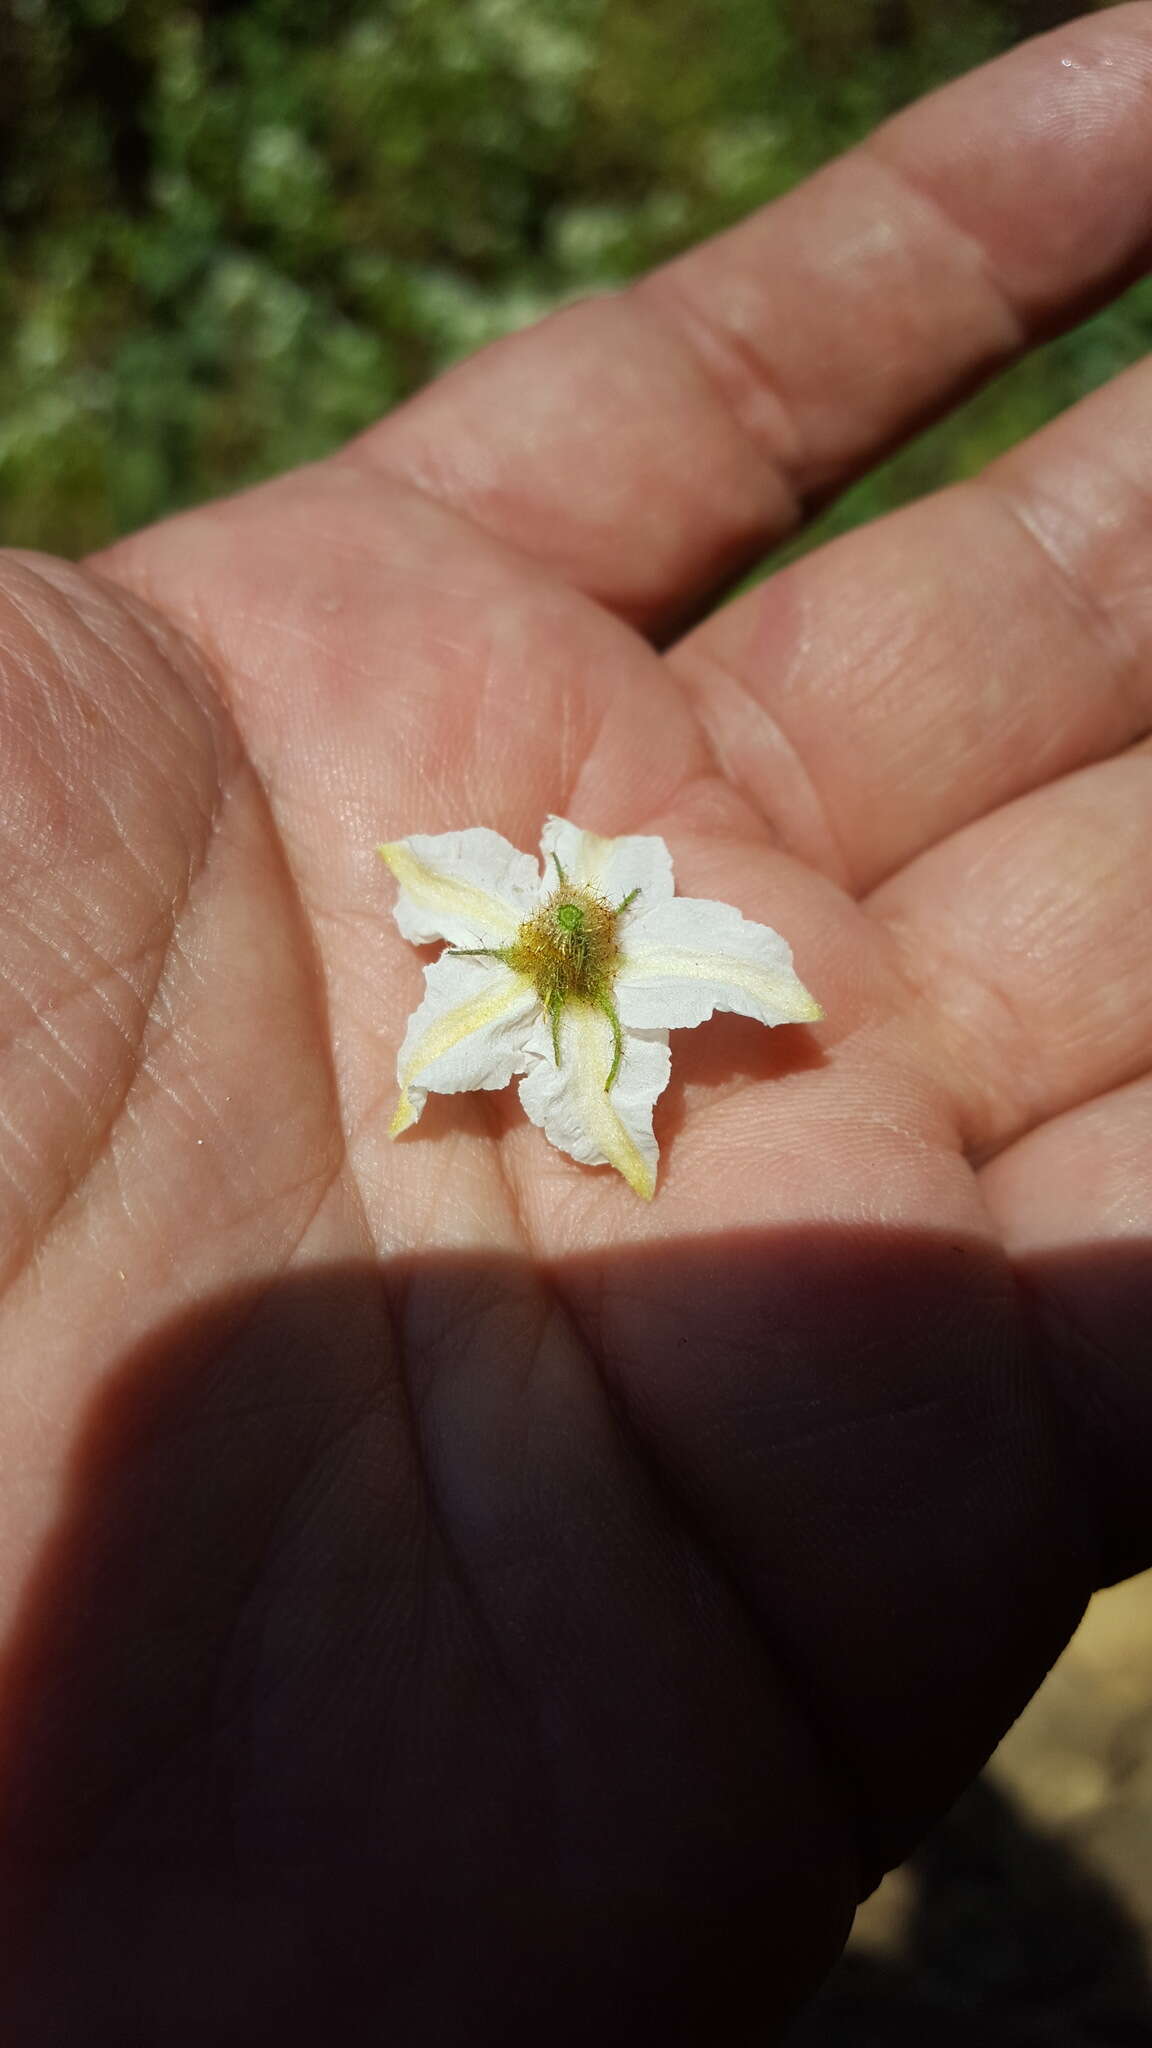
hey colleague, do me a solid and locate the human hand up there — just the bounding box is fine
[3,8,1152,2040]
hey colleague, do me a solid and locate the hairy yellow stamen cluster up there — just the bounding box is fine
[451,863,640,1089]
[505,885,620,1008]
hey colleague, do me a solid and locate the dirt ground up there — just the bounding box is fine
[791,1571,1152,2044]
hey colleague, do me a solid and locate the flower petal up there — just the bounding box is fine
[391,953,538,1135]
[539,816,674,917]
[518,1004,671,1199]
[616,897,823,1030]
[379,829,541,948]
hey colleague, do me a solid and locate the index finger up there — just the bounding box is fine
[356,5,1152,634]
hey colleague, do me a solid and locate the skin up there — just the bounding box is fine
[2,6,1152,2038]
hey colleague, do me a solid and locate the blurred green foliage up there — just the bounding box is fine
[0,0,1143,555]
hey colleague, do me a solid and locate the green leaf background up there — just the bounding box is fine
[0,0,1139,557]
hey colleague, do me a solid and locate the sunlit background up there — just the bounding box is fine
[3,0,1151,2037]
[1,0,1145,560]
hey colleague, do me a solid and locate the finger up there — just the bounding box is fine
[553,1218,1091,1875]
[671,350,1152,891]
[870,739,1152,1159]
[980,1075,1152,1580]
[354,5,1152,632]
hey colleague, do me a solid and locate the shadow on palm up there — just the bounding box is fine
[0,1225,1141,2043]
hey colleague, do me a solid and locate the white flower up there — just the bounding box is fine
[378,818,822,1198]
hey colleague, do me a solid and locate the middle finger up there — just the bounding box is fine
[669,354,1152,891]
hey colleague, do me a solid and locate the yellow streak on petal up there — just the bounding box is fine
[621,947,823,1022]
[389,1089,419,1138]
[568,1007,655,1199]
[377,842,523,941]
[389,972,532,1139]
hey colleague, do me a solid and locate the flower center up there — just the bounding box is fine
[446,863,640,1091]
[505,886,620,1008]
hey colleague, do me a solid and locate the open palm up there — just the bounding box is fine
[3,11,1152,2041]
